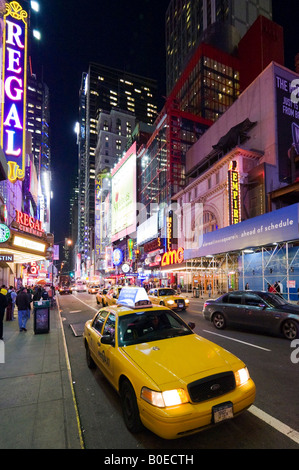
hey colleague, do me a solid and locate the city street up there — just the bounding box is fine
[58,291,299,450]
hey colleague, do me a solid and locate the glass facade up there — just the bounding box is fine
[166,0,272,94]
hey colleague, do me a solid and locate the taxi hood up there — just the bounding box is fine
[122,334,242,389]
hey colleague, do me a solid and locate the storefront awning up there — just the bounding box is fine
[184,203,299,260]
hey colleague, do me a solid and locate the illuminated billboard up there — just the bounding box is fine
[1,1,28,183]
[111,143,136,241]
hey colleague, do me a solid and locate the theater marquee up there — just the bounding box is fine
[1,1,28,183]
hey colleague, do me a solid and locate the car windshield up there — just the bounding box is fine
[159,289,176,296]
[118,309,193,347]
[259,292,288,307]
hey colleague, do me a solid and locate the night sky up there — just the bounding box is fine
[29,0,298,243]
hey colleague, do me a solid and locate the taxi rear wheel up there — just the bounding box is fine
[120,379,143,433]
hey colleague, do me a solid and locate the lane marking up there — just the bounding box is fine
[69,310,82,313]
[71,294,98,312]
[249,405,299,445]
[203,329,271,351]
[56,296,85,449]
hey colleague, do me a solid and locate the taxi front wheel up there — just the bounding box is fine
[120,379,143,433]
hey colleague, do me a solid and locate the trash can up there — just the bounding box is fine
[33,300,50,334]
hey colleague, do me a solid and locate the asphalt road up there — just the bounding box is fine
[58,291,299,451]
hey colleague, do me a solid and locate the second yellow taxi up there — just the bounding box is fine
[83,287,256,439]
[148,287,189,311]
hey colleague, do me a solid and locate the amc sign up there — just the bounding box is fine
[161,248,184,267]
[0,1,28,183]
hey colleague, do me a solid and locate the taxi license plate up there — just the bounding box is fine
[212,402,233,423]
[178,302,183,308]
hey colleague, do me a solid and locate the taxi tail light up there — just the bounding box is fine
[235,367,250,387]
[141,387,189,408]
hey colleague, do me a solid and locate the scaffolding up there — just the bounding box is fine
[166,241,299,302]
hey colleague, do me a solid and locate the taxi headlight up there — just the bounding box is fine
[167,300,175,305]
[141,387,189,408]
[185,299,189,304]
[235,367,250,386]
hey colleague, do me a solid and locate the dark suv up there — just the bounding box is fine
[203,291,299,340]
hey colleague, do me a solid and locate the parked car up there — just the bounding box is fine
[88,285,100,294]
[148,288,189,310]
[83,287,255,439]
[203,290,299,340]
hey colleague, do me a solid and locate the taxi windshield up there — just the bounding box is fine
[159,289,176,296]
[118,309,193,347]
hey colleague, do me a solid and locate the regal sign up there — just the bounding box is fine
[15,210,44,237]
[161,247,184,267]
[1,1,28,183]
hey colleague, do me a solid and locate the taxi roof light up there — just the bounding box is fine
[117,287,153,309]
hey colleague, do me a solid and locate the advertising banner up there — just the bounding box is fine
[111,143,136,241]
[185,203,299,259]
[275,69,299,182]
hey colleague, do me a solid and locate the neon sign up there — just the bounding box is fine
[166,211,173,252]
[161,248,184,267]
[228,161,241,225]
[1,1,28,183]
[15,210,44,236]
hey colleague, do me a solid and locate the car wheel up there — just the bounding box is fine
[212,312,226,330]
[85,343,96,369]
[120,379,143,433]
[159,301,165,306]
[282,320,299,340]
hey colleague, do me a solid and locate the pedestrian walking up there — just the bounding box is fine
[26,288,33,319]
[16,287,30,332]
[245,283,250,290]
[0,289,8,340]
[5,286,14,321]
[11,288,17,319]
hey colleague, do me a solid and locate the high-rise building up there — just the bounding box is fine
[26,73,51,231]
[77,63,158,268]
[166,0,273,94]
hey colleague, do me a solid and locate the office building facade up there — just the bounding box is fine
[166,0,273,94]
[77,63,158,272]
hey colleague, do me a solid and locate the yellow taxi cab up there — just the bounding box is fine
[148,287,189,311]
[88,285,100,294]
[101,286,122,306]
[96,288,108,305]
[83,287,256,440]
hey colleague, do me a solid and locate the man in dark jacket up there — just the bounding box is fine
[0,290,8,340]
[16,287,30,332]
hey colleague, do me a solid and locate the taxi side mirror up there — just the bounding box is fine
[101,334,114,345]
[188,322,195,330]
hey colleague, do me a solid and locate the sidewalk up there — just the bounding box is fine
[0,302,83,449]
